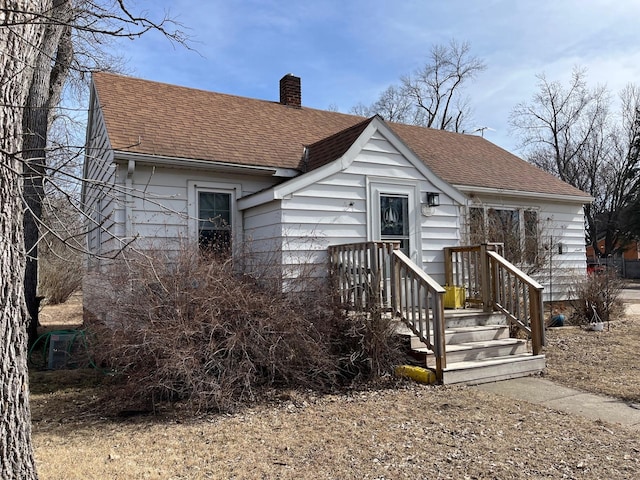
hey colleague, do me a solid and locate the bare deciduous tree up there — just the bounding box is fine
[351,85,419,124]
[0,1,187,476]
[510,68,640,257]
[22,0,74,345]
[20,0,188,345]
[352,40,486,132]
[1,3,47,478]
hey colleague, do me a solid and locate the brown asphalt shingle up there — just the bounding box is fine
[304,117,376,172]
[92,72,589,199]
[388,122,589,197]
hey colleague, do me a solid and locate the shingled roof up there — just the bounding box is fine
[303,116,376,172]
[91,72,590,199]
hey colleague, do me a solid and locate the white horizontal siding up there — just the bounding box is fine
[365,135,400,153]
[84,91,118,257]
[419,204,462,284]
[241,201,284,280]
[268,132,461,284]
[115,165,279,249]
[243,201,283,249]
[537,203,588,301]
[289,184,365,201]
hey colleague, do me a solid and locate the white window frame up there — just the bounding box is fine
[188,180,242,255]
[468,204,540,264]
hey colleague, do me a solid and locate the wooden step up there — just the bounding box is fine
[415,338,528,363]
[410,325,509,349]
[444,309,507,328]
[441,354,546,385]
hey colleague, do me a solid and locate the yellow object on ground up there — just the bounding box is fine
[395,365,437,384]
[444,285,465,309]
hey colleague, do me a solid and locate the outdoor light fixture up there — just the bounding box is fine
[426,192,440,207]
[421,192,440,217]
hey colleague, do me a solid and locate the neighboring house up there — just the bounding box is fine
[83,72,592,315]
[586,237,640,278]
[586,237,640,261]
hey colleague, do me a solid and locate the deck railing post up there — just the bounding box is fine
[432,291,446,380]
[390,251,399,316]
[443,247,453,286]
[529,284,545,355]
[480,243,492,312]
[490,255,499,310]
[368,243,380,314]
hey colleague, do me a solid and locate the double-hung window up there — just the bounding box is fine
[198,191,232,254]
[469,206,539,264]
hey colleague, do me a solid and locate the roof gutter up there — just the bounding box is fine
[113,150,299,178]
[454,184,594,204]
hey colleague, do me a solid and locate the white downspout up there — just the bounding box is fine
[125,159,135,239]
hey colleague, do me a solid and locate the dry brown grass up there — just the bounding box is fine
[37,292,83,330]
[544,306,640,403]
[31,295,640,479]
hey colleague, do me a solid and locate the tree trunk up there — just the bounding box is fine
[0,2,49,478]
[23,0,73,347]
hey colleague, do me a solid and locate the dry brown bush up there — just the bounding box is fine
[86,246,408,413]
[39,252,82,305]
[567,270,624,324]
[38,198,83,304]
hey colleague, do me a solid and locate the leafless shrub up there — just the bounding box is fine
[330,307,408,380]
[567,269,624,325]
[86,246,407,413]
[38,197,83,304]
[39,253,82,305]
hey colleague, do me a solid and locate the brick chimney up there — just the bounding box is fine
[279,74,301,108]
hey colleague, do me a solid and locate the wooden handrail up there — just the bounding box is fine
[330,241,545,381]
[486,251,543,288]
[328,242,447,381]
[328,241,399,312]
[392,251,445,293]
[391,250,447,378]
[444,243,545,355]
[444,243,503,309]
[487,250,545,355]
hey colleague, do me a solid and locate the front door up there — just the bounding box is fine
[369,181,420,266]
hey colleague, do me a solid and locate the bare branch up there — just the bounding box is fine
[510,67,640,256]
[351,39,485,132]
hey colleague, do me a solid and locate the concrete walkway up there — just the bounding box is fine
[476,377,640,430]
[477,289,640,430]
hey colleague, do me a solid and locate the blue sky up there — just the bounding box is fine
[112,0,640,152]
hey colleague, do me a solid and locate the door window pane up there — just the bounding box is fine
[380,194,409,255]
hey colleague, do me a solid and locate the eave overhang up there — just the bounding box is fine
[112,151,299,178]
[455,184,594,204]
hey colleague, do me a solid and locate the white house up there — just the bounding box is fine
[83,72,592,314]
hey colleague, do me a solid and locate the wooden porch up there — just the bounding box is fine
[328,242,546,385]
